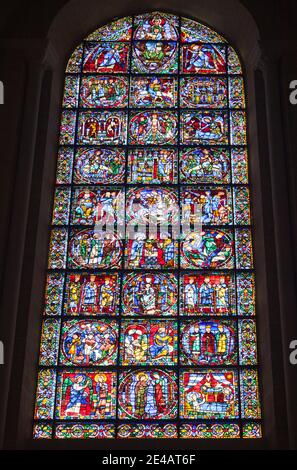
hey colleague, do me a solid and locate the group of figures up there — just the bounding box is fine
[182,274,233,314]
[67,227,244,269]
[130,77,177,108]
[61,320,118,365]
[66,146,247,186]
[180,77,227,108]
[128,148,177,183]
[41,316,248,369]
[56,371,116,419]
[74,148,125,184]
[82,37,227,76]
[68,230,122,269]
[118,370,178,419]
[72,188,121,225]
[121,321,177,365]
[180,321,236,365]
[59,272,239,316]
[182,188,232,225]
[34,11,261,441]
[80,76,128,108]
[53,369,240,420]
[180,148,230,183]
[122,273,177,316]
[44,270,254,318]
[125,234,177,268]
[181,371,238,419]
[182,111,228,145]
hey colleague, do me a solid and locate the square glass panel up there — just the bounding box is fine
[83,42,130,73]
[55,370,117,420]
[132,41,178,74]
[63,273,120,316]
[180,369,239,419]
[120,319,178,365]
[130,76,178,108]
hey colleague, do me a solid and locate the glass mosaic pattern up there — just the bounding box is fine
[34,12,261,439]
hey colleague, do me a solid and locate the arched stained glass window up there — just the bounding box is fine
[33,12,262,440]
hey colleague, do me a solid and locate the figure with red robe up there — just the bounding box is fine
[201,325,216,358]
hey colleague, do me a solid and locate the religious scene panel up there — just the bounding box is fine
[63,273,120,316]
[120,319,178,365]
[180,77,228,108]
[125,234,178,269]
[70,186,124,226]
[83,42,130,73]
[59,319,119,366]
[67,229,123,269]
[77,111,127,145]
[130,76,178,108]
[181,187,233,226]
[180,147,231,184]
[118,369,178,420]
[180,369,239,419]
[129,110,178,145]
[181,110,229,145]
[180,229,234,269]
[126,187,178,226]
[80,76,129,108]
[180,272,236,316]
[132,41,178,74]
[134,12,179,41]
[74,148,125,185]
[180,319,238,366]
[55,370,117,420]
[127,148,177,184]
[122,272,178,317]
[180,44,226,74]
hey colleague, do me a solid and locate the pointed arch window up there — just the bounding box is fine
[33,12,261,440]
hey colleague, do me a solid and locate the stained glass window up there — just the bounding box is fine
[33,12,261,440]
